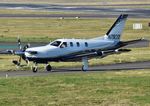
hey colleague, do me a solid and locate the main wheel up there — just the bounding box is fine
[32,66,38,73]
[46,64,52,72]
[82,65,87,72]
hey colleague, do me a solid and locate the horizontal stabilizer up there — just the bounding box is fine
[120,38,145,47]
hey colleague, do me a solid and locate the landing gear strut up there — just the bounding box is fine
[82,57,89,71]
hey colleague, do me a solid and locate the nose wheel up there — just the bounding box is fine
[32,63,38,73]
[32,66,38,73]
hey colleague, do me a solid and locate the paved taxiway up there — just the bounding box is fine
[0,61,150,78]
[0,3,149,18]
[0,14,149,18]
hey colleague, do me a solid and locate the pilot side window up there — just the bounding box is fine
[50,41,61,47]
[76,42,80,47]
[60,42,67,48]
[85,42,88,47]
[70,42,73,47]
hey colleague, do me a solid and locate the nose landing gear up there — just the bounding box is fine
[32,63,38,73]
[32,66,38,73]
[82,57,89,71]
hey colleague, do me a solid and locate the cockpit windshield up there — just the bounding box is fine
[50,41,61,47]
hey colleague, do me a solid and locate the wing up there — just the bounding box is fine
[61,38,144,62]
[60,48,131,62]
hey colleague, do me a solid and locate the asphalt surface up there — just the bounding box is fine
[0,61,150,78]
[0,14,149,18]
[0,3,149,18]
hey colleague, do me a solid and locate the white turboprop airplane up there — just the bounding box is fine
[0,14,143,72]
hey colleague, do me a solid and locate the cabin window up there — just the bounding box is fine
[85,42,88,47]
[76,42,80,47]
[70,42,73,47]
[60,42,67,48]
[50,41,61,47]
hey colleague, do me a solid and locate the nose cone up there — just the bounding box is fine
[25,45,58,58]
[25,47,40,58]
[25,46,49,58]
[25,48,36,58]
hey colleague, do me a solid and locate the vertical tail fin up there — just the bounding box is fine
[105,14,128,41]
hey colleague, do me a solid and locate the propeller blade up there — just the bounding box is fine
[19,56,22,64]
[17,36,22,50]
[22,43,30,52]
[0,50,14,54]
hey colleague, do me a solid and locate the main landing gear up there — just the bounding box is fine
[45,64,52,72]
[82,57,89,71]
[32,63,52,73]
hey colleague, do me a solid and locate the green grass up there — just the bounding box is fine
[0,18,149,42]
[0,47,150,71]
[0,70,150,105]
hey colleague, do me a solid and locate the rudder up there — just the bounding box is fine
[105,14,128,41]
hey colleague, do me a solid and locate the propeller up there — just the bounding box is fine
[12,37,30,66]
